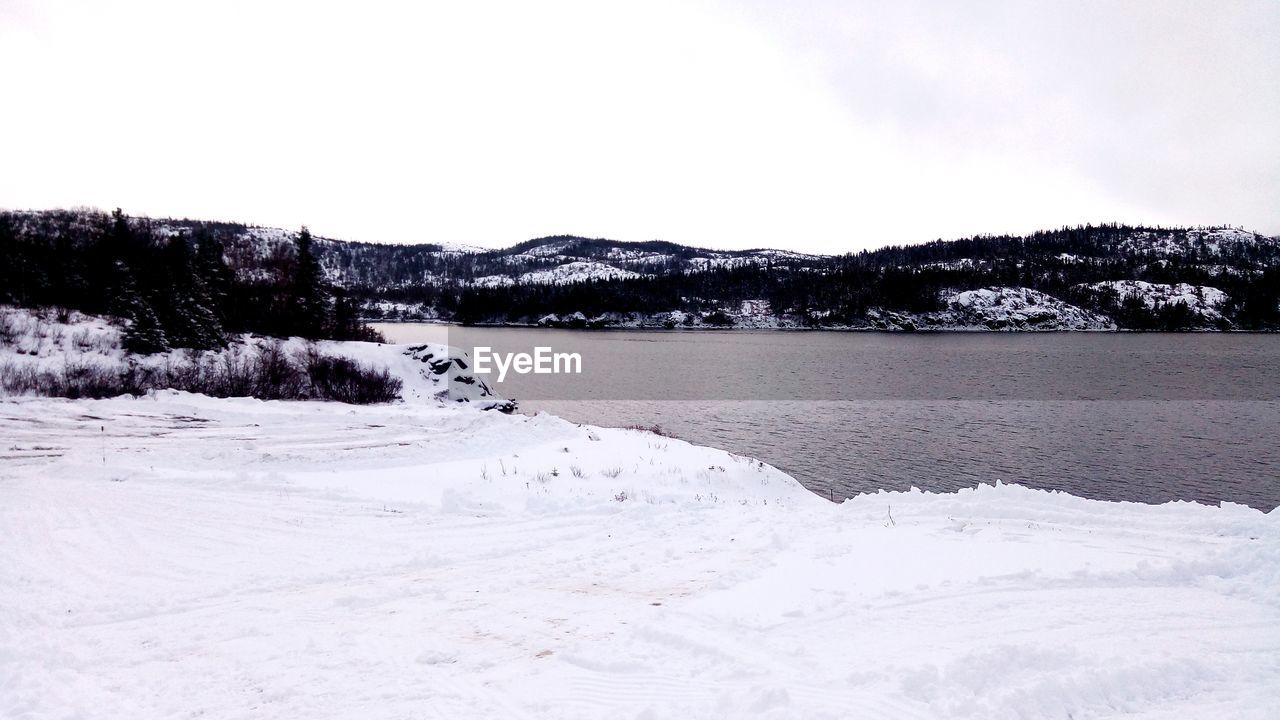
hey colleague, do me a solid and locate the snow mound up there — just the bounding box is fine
[393,343,514,411]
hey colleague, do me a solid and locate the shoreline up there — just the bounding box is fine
[367,319,1277,334]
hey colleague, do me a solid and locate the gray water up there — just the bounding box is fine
[375,325,1280,509]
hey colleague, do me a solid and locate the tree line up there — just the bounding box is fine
[0,209,382,353]
[441,226,1280,330]
[5,213,1278,333]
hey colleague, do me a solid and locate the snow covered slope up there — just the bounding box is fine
[1077,280,1229,325]
[1116,227,1271,258]
[2,394,1277,719]
[927,286,1115,331]
[860,287,1114,331]
[516,260,647,284]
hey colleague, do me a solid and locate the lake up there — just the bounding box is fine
[374,325,1280,510]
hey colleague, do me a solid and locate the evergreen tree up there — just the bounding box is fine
[1158,299,1195,331]
[331,287,360,341]
[158,236,226,349]
[115,263,169,354]
[289,227,329,338]
[1116,291,1156,330]
[0,214,17,304]
[193,228,235,322]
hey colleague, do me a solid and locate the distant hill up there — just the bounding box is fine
[4,209,1278,331]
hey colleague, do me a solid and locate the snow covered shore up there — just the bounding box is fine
[0,306,512,410]
[2,393,1277,719]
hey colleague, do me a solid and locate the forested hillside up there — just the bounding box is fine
[0,209,381,353]
[4,209,1279,335]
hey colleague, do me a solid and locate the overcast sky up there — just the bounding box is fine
[2,0,1276,252]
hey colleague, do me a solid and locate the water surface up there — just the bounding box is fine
[376,325,1280,509]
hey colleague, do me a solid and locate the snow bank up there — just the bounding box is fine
[1,393,1277,719]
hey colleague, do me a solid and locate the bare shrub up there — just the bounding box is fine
[569,465,586,479]
[625,423,674,438]
[1,343,401,405]
[255,341,307,399]
[601,466,623,479]
[301,348,401,404]
[0,360,41,394]
[0,313,25,346]
[0,360,138,399]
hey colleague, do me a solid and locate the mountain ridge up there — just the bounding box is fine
[4,209,1278,331]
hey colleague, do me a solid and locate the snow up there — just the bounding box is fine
[429,241,486,254]
[858,287,1114,331]
[361,299,438,321]
[920,258,983,271]
[937,287,1114,330]
[1080,280,1228,313]
[470,274,518,288]
[516,261,647,285]
[2,392,1278,719]
[1076,280,1230,327]
[1117,227,1269,259]
[522,287,1117,331]
[466,262,647,288]
[0,306,120,363]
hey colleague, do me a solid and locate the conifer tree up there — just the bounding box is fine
[0,214,17,304]
[194,228,234,319]
[332,287,360,341]
[289,227,329,338]
[115,262,169,354]
[158,236,226,349]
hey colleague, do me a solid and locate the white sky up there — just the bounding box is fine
[2,0,1276,252]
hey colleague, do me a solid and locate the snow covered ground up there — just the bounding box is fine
[3,393,1278,719]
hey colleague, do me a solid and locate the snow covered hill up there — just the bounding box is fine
[534,289,1116,331]
[1077,280,1230,326]
[7,210,1279,329]
[2,393,1277,719]
[937,287,1114,330]
[881,287,1115,331]
[1115,227,1271,258]
[143,220,827,289]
